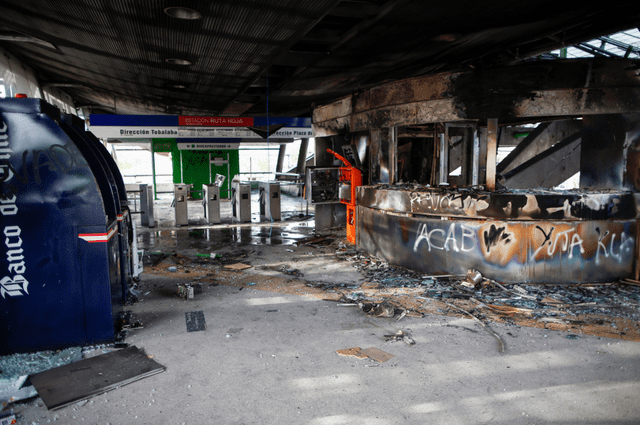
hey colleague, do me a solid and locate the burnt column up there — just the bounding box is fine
[580,114,640,189]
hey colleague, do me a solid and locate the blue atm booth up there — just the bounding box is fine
[0,99,123,354]
[60,113,133,303]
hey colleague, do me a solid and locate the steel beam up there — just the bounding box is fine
[502,132,581,189]
[312,59,640,136]
[497,120,582,175]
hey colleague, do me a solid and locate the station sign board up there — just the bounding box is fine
[89,115,313,140]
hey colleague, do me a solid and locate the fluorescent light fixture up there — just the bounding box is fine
[164,7,202,20]
[165,58,193,66]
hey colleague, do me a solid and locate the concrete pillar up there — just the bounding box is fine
[276,144,286,173]
[297,138,309,177]
[580,114,639,190]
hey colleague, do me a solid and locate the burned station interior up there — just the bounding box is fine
[1,1,640,424]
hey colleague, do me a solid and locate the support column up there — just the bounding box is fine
[297,138,309,177]
[486,118,498,190]
[370,129,381,183]
[471,127,480,186]
[438,132,448,185]
[375,127,395,184]
[389,127,398,184]
[151,140,158,199]
[276,144,286,173]
[580,114,627,189]
[297,138,309,196]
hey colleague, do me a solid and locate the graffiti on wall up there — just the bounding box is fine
[359,186,637,221]
[412,219,634,268]
[413,222,476,253]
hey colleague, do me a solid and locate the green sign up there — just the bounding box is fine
[153,139,174,152]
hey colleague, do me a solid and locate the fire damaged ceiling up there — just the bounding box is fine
[0,1,639,117]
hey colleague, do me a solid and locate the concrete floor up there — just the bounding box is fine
[14,193,640,424]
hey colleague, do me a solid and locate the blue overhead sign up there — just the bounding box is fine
[88,115,313,140]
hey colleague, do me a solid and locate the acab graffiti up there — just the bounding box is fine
[412,219,635,267]
[413,222,476,253]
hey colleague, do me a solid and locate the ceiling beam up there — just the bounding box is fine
[313,59,640,136]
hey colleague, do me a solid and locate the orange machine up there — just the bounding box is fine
[327,148,362,244]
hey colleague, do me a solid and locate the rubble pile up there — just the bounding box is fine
[329,241,640,326]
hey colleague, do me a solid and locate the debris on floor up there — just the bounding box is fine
[443,300,506,353]
[185,310,207,332]
[279,265,304,277]
[138,226,640,342]
[30,346,165,410]
[358,300,395,318]
[336,347,394,362]
[177,283,203,299]
[224,263,252,270]
[0,376,37,409]
[336,347,369,359]
[360,347,395,363]
[0,347,82,379]
[0,409,16,425]
[384,330,416,345]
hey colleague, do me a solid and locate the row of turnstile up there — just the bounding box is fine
[168,181,281,226]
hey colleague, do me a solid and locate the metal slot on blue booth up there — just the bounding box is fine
[60,113,134,304]
[83,129,141,280]
[0,99,121,354]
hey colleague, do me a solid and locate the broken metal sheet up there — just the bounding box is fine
[30,346,165,410]
[185,311,207,332]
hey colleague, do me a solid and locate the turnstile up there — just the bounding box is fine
[140,184,155,228]
[203,184,221,224]
[259,182,281,221]
[232,181,251,222]
[174,184,188,225]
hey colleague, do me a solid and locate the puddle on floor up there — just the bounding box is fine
[138,223,315,252]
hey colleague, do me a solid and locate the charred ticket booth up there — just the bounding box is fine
[0,98,135,354]
[312,59,640,284]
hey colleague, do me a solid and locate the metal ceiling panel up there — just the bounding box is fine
[0,0,638,117]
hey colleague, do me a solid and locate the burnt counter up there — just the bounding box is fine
[356,185,638,283]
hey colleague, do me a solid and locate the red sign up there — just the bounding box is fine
[179,116,254,127]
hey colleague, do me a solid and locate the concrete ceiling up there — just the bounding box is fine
[0,0,638,118]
